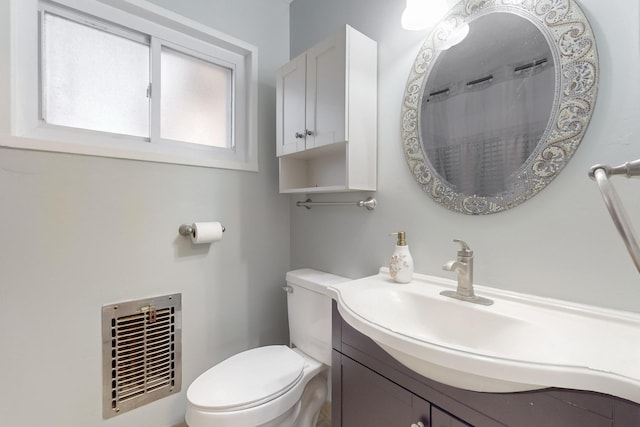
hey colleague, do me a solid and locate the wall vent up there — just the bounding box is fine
[102,294,182,418]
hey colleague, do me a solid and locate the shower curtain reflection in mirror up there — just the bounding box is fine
[421,61,555,197]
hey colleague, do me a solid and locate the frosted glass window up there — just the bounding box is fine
[22,2,255,169]
[42,13,150,138]
[161,47,232,148]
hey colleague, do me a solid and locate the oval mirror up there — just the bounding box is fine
[401,0,598,214]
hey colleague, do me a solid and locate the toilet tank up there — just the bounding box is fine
[285,269,350,366]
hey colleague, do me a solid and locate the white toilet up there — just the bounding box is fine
[185,269,349,427]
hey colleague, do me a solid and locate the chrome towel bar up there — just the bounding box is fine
[296,197,377,211]
[589,161,640,273]
[589,159,640,179]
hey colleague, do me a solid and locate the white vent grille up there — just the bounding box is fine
[102,294,181,418]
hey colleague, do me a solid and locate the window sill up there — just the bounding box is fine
[0,133,259,171]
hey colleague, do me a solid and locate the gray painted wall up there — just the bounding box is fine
[1,0,639,425]
[290,0,640,312]
[0,1,290,426]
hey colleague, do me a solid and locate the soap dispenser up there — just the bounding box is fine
[389,231,414,283]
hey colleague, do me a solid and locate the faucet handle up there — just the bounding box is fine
[453,239,473,256]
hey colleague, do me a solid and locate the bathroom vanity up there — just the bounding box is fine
[331,302,640,427]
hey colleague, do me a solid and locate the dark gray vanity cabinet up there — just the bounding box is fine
[341,354,431,426]
[331,302,640,427]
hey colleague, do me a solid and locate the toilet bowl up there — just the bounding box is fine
[185,269,350,427]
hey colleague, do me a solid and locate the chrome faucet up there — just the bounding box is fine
[441,239,493,306]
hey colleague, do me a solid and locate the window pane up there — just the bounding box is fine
[43,13,150,138]
[161,47,232,148]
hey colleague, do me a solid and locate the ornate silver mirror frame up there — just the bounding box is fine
[401,0,598,214]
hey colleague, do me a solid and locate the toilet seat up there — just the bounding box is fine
[187,345,305,411]
[186,347,326,427]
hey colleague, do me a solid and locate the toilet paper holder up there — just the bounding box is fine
[178,223,226,237]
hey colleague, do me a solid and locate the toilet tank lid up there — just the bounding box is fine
[187,345,304,411]
[286,268,350,295]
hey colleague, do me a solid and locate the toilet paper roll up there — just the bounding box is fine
[190,222,224,244]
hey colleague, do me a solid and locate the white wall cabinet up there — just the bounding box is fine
[276,25,377,193]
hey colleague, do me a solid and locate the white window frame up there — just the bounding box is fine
[3,0,259,171]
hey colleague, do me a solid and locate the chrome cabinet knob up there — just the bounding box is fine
[410,422,425,427]
[305,129,313,136]
[295,132,305,139]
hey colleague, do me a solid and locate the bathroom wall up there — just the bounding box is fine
[289,0,640,312]
[0,1,291,426]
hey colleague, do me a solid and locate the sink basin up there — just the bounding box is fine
[326,268,640,403]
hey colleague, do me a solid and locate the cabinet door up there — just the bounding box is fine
[305,29,346,150]
[276,53,307,156]
[341,355,430,427]
[431,406,472,427]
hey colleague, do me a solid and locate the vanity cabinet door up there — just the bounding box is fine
[341,354,430,427]
[431,406,472,427]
